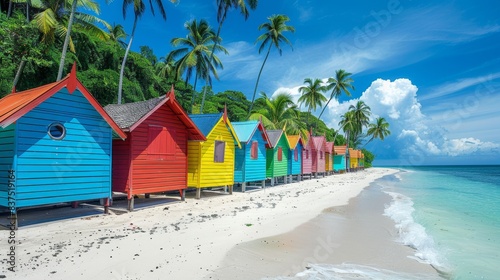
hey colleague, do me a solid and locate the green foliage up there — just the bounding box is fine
[361,149,374,167]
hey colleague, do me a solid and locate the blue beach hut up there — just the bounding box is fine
[0,65,126,226]
[232,120,271,192]
[287,135,304,182]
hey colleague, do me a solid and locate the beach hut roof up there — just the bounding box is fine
[104,87,205,141]
[325,142,334,153]
[0,64,126,139]
[311,136,326,150]
[267,129,290,148]
[287,135,303,149]
[232,120,271,147]
[334,145,347,155]
[189,112,241,148]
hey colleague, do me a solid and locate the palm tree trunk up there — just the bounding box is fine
[12,59,26,91]
[200,10,227,113]
[7,0,12,17]
[56,0,78,81]
[248,44,272,117]
[26,0,30,22]
[118,15,138,104]
[317,92,334,121]
[190,75,199,113]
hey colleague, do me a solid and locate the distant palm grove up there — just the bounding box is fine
[0,0,390,167]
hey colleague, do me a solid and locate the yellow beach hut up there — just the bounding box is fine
[188,110,241,199]
[349,148,361,171]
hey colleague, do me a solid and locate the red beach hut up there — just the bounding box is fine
[104,87,205,211]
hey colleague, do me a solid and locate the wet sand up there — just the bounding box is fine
[207,178,441,279]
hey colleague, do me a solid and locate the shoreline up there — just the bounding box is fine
[207,173,442,279]
[2,168,397,279]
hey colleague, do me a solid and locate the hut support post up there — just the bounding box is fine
[145,194,150,199]
[271,177,275,186]
[71,202,79,208]
[196,188,201,199]
[104,198,110,214]
[224,186,227,193]
[9,213,18,230]
[261,180,266,189]
[128,197,134,212]
[180,189,186,201]
[242,183,246,193]
[229,185,233,195]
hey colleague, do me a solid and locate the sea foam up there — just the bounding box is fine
[383,191,448,271]
[269,263,442,280]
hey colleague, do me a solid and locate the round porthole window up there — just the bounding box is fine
[48,123,66,140]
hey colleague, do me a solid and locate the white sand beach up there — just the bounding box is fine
[0,168,439,280]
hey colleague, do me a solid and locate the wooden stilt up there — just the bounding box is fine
[196,188,201,199]
[271,177,275,186]
[71,202,79,208]
[180,189,186,201]
[229,185,233,195]
[128,197,134,212]
[104,198,110,214]
[145,193,150,199]
[262,180,266,188]
[242,182,246,193]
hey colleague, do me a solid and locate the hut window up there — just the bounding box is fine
[48,123,66,140]
[305,149,309,159]
[277,147,283,161]
[250,141,258,159]
[294,148,298,162]
[214,141,225,163]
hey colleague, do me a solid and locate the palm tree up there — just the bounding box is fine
[349,100,371,130]
[317,69,354,121]
[249,92,307,138]
[169,19,227,113]
[365,117,391,146]
[19,0,109,83]
[297,78,327,123]
[199,0,258,113]
[339,111,357,136]
[118,0,173,104]
[156,52,176,79]
[248,14,295,115]
[107,23,127,48]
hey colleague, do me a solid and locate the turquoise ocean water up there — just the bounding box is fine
[275,166,500,280]
[383,165,500,279]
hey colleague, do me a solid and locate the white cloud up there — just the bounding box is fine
[320,78,500,161]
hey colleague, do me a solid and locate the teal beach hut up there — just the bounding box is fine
[333,145,347,173]
[266,130,290,186]
[287,135,304,182]
[0,66,126,227]
[232,120,271,192]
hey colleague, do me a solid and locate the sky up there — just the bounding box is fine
[95,0,500,166]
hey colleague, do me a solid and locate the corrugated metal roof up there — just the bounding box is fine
[0,65,126,139]
[334,145,347,155]
[232,120,259,143]
[0,82,59,125]
[189,113,223,137]
[104,96,165,129]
